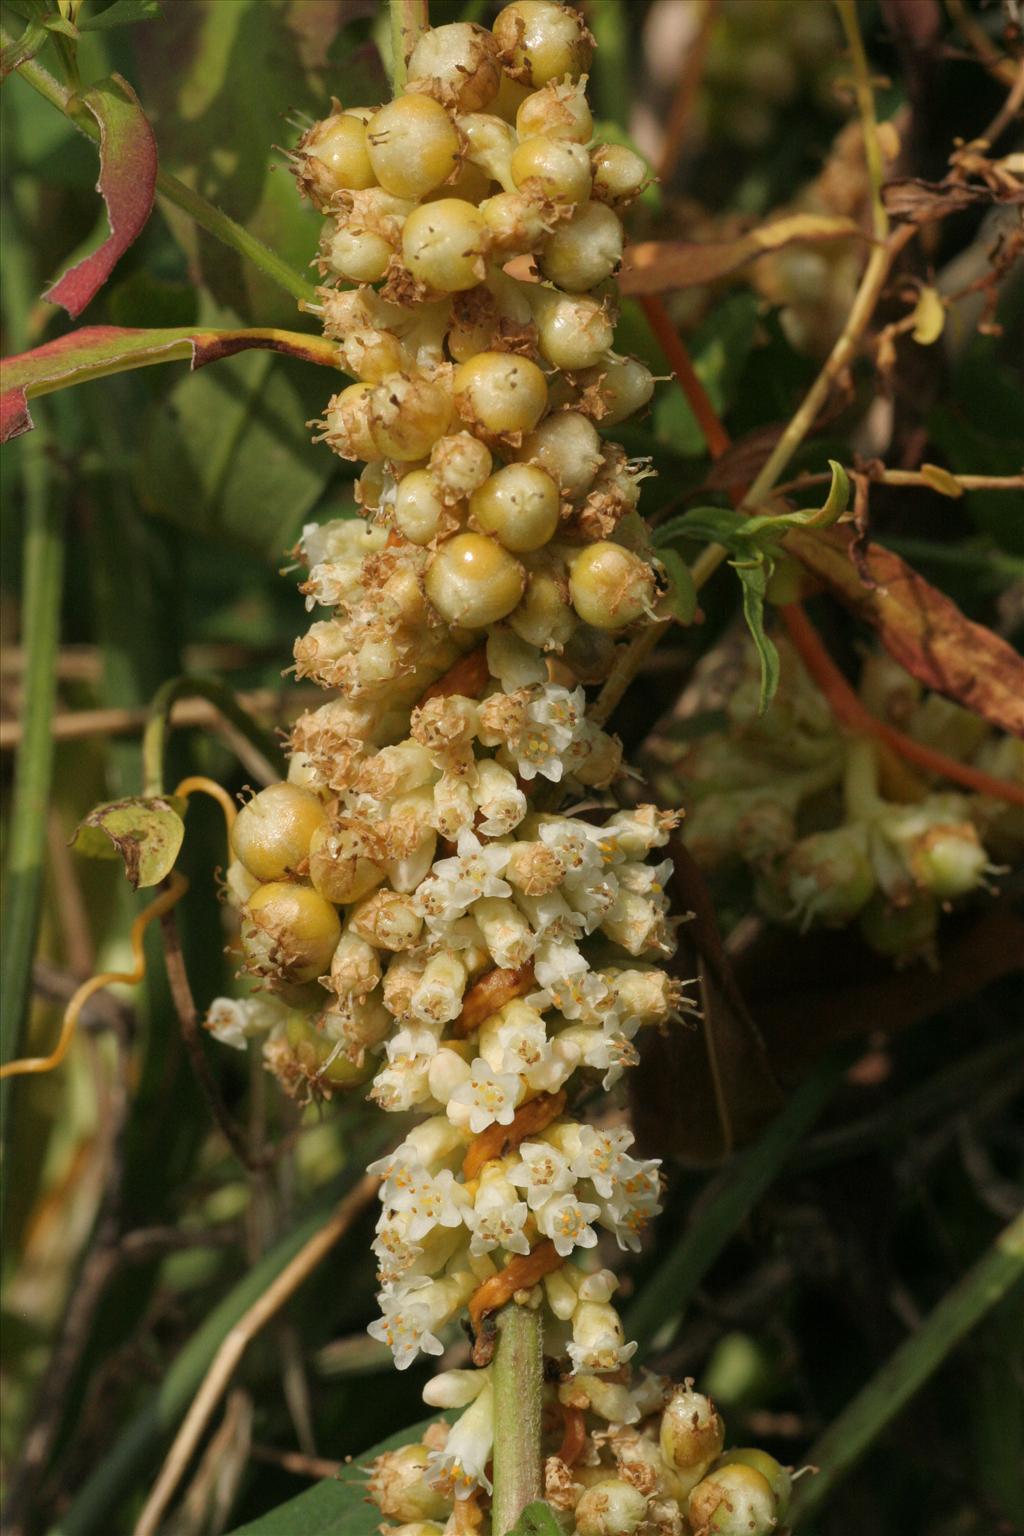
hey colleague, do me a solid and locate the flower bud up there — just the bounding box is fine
[540,200,624,292]
[509,563,577,649]
[402,199,490,293]
[295,109,377,208]
[590,142,647,208]
[574,1478,648,1536]
[231,783,326,883]
[511,133,593,202]
[241,882,341,985]
[783,826,874,928]
[406,22,502,113]
[394,469,452,546]
[366,96,460,199]
[453,352,548,439]
[429,432,493,504]
[714,1450,790,1521]
[516,75,593,142]
[518,410,603,498]
[493,1,594,88]
[531,288,616,371]
[470,463,561,552]
[660,1384,724,1475]
[367,1444,451,1523]
[369,373,453,462]
[426,533,526,628]
[570,542,656,629]
[308,820,387,905]
[686,1463,778,1536]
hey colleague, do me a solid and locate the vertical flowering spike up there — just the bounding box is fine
[204,1,782,1520]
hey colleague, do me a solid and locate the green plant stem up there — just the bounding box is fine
[491,1304,544,1536]
[0,182,66,1171]
[790,1210,1024,1526]
[142,675,286,797]
[2,35,318,308]
[388,0,429,93]
[625,1049,853,1352]
[589,0,632,130]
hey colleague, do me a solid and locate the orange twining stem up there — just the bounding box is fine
[174,775,238,833]
[462,1089,568,1181]
[468,1240,562,1357]
[0,871,189,1080]
[780,604,1024,808]
[417,643,491,706]
[557,1404,588,1468]
[453,960,536,1038]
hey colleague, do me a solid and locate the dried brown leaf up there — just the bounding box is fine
[785,526,1024,736]
[618,213,864,296]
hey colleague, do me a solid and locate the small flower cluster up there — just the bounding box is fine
[670,639,1019,963]
[367,1373,790,1536]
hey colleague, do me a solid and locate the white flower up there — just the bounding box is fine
[478,1002,578,1094]
[505,684,586,782]
[538,817,607,877]
[446,1057,521,1134]
[508,1140,576,1210]
[384,1167,469,1240]
[372,1213,464,1288]
[368,1274,468,1370]
[567,1299,637,1373]
[466,1172,531,1257]
[417,830,512,934]
[536,1190,601,1257]
[370,1023,441,1112]
[427,1381,495,1498]
[529,969,618,1027]
[205,994,285,1050]
[600,1156,663,1252]
[533,937,588,991]
[570,1124,637,1198]
[560,1025,640,1089]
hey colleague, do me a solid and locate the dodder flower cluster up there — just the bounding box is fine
[370,1372,792,1536]
[204,6,782,1529]
[674,639,1018,962]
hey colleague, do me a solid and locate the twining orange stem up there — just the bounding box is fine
[648,310,1024,809]
[453,960,536,1038]
[780,604,1024,807]
[0,873,189,1080]
[463,1089,567,1181]
[557,1404,587,1467]
[418,643,490,705]
[468,1241,562,1363]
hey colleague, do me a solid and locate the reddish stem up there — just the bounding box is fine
[780,604,1024,807]
[646,311,1024,809]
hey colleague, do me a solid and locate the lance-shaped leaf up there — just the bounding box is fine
[44,74,158,318]
[1,323,342,442]
[619,213,863,295]
[72,796,185,890]
[786,526,1024,736]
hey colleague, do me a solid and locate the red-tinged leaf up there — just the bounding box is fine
[44,74,157,318]
[618,214,864,296]
[785,526,1024,737]
[1,324,341,443]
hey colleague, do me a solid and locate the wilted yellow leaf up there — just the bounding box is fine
[919,463,963,498]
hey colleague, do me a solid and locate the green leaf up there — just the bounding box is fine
[736,458,850,541]
[654,505,745,552]
[135,309,338,558]
[732,552,779,714]
[79,0,161,29]
[71,795,185,889]
[508,1502,566,1536]
[657,546,699,625]
[225,1416,444,1536]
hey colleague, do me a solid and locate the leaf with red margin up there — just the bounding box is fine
[786,526,1024,737]
[1,324,342,443]
[44,74,158,318]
